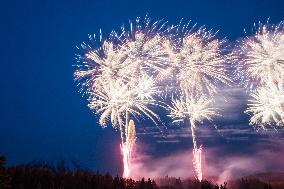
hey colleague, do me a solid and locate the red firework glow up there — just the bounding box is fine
[120,138,136,178]
[193,145,203,181]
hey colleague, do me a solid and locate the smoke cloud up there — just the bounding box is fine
[130,140,284,184]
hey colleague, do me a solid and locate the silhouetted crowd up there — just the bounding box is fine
[0,155,277,189]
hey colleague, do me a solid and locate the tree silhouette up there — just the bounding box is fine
[0,155,11,189]
[0,156,6,168]
[1,156,283,189]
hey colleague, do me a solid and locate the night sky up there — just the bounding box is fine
[1,0,284,179]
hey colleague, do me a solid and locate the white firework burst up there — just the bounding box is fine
[168,96,217,126]
[75,16,170,95]
[160,26,231,97]
[88,74,160,128]
[74,39,128,93]
[245,83,284,128]
[234,21,284,90]
[117,16,170,78]
[167,95,217,159]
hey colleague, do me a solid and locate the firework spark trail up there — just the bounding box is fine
[121,140,136,178]
[190,119,203,181]
[163,23,229,181]
[121,120,137,178]
[168,96,217,181]
[235,21,284,127]
[192,146,203,181]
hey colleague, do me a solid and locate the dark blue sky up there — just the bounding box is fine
[1,0,284,176]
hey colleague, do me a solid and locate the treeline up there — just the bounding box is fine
[155,176,273,189]
[0,155,276,189]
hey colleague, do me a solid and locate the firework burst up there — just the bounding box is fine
[86,75,158,177]
[168,96,217,146]
[245,83,284,128]
[74,16,168,178]
[162,23,229,181]
[74,16,168,141]
[234,21,284,129]
[159,25,231,97]
[114,15,171,79]
[75,16,230,180]
[88,74,159,142]
[167,96,217,180]
[234,21,284,90]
